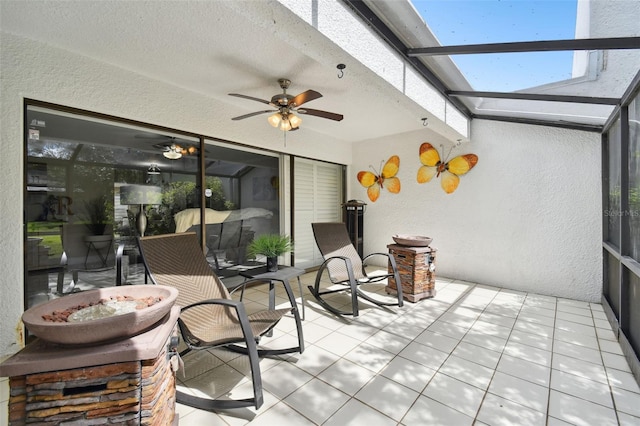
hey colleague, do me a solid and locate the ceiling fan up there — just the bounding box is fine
[229,78,344,131]
[136,134,198,160]
[155,142,197,160]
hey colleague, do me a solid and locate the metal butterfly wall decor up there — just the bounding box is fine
[357,155,401,202]
[417,142,478,194]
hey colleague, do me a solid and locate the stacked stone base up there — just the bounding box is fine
[7,347,176,425]
[386,244,437,302]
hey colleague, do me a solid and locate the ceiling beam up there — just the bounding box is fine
[408,37,640,56]
[620,68,640,106]
[448,91,620,105]
[347,1,626,133]
[341,0,472,119]
[604,69,640,131]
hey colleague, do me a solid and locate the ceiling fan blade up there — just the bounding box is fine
[289,90,322,107]
[231,110,274,120]
[135,134,174,140]
[152,142,170,150]
[297,108,343,121]
[228,93,271,105]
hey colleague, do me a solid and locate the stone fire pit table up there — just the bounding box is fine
[0,302,180,425]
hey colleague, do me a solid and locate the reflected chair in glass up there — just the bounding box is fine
[137,232,304,410]
[309,222,404,317]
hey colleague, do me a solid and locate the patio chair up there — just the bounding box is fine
[137,232,304,411]
[309,222,403,317]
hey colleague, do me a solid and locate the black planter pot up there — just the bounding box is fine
[266,256,278,272]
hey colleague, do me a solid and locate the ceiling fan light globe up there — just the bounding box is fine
[279,118,292,131]
[163,150,182,160]
[267,113,281,128]
[289,113,302,128]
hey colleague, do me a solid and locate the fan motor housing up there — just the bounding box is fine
[271,94,293,106]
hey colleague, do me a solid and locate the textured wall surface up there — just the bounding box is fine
[0,31,354,357]
[0,0,473,357]
[352,120,602,302]
[0,0,615,357]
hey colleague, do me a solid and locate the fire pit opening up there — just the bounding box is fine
[63,383,107,396]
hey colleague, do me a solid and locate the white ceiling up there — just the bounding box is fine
[1,0,451,145]
[6,0,635,148]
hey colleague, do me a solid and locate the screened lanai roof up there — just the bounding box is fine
[356,0,640,132]
[2,0,639,142]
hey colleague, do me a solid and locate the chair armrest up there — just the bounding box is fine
[324,255,354,267]
[180,298,243,311]
[362,251,392,264]
[362,252,396,278]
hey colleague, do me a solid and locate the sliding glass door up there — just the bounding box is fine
[197,140,280,277]
[24,103,283,308]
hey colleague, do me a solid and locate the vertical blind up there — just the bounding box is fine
[293,158,343,269]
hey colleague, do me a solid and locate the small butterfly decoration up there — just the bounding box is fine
[357,155,401,202]
[417,142,478,194]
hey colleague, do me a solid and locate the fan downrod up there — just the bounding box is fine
[272,78,293,106]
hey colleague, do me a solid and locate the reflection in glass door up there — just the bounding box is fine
[199,140,280,278]
[24,104,285,309]
[25,105,200,308]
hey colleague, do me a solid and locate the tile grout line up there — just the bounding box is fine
[594,301,622,426]
[177,278,640,425]
[310,279,480,425]
[545,294,558,426]
[468,287,528,424]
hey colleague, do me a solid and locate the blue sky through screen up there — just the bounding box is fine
[411,0,578,91]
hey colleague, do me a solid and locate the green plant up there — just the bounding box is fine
[247,234,293,258]
[82,194,112,235]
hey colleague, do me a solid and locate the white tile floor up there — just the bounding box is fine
[172,271,640,426]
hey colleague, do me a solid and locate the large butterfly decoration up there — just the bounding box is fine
[357,155,401,202]
[417,142,478,194]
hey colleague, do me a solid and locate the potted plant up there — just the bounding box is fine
[82,194,113,251]
[83,194,112,235]
[247,234,293,272]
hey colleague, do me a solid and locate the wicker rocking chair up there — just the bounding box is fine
[138,232,304,411]
[309,222,403,317]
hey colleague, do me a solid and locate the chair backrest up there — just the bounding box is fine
[311,222,365,281]
[138,232,231,309]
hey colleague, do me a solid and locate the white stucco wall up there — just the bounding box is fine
[352,119,602,302]
[0,31,352,357]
